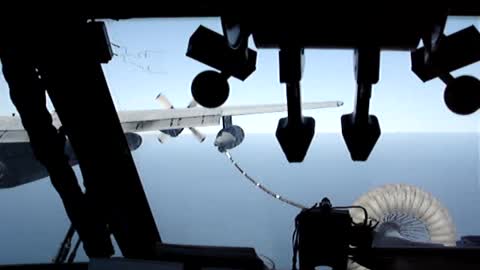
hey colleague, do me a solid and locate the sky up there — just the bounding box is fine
[0,16,479,134]
[0,16,480,269]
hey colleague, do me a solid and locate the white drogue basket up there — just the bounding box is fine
[348,184,457,270]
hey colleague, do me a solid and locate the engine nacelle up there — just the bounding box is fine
[64,132,143,165]
[0,161,7,181]
[160,128,184,138]
[125,132,143,151]
[214,125,245,152]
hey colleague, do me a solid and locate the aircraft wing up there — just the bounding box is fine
[0,101,342,141]
[217,101,343,116]
[119,101,343,132]
[0,133,143,189]
[0,113,62,143]
[0,116,33,143]
[0,101,339,188]
[120,115,222,133]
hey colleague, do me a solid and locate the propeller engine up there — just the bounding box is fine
[155,93,206,143]
[155,93,245,151]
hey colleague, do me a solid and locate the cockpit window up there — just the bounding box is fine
[0,16,478,268]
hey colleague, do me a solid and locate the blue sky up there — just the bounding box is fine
[104,16,480,134]
[0,16,478,134]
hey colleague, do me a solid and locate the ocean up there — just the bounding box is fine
[0,133,478,268]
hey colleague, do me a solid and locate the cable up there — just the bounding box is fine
[224,151,307,209]
[224,151,379,269]
[224,151,311,269]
